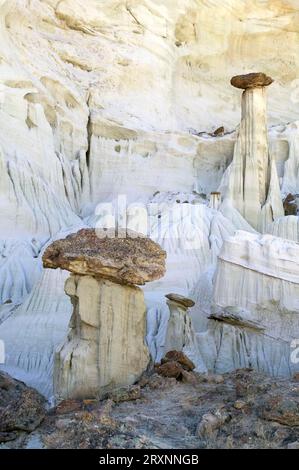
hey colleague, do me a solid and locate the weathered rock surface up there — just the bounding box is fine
[43,229,166,286]
[54,275,150,400]
[2,368,299,449]
[156,361,184,380]
[220,73,284,231]
[0,371,45,442]
[165,293,195,308]
[231,73,273,90]
[161,351,195,372]
[156,351,196,381]
[283,194,298,216]
[203,231,299,377]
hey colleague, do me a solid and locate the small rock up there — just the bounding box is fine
[92,400,117,428]
[55,399,82,415]
[234,400,246,410]
[156,361,183,379]
[138,374,151,388]
[213,126,225,136]
[283,194,297,216]
[0,372,46,433]
[181,370,198,385]
[55,418,73,430]
[261,394,299,426]
[162,351,195,371]
[203,373,225,384]
[147,374,177,390]
[196,413,220,439]
[0,431,17,443]
[110,385,141,403]
[214,374,225,384]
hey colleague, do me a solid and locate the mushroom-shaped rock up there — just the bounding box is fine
[165,293,195,309]
[43,228,166,286]
[162,293,196,360]
[220,73,283,231]
[43,229,166,400]
[231,72,273,90]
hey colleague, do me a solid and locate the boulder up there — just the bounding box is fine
[162,350,195,371]
[156,361,183,379]
[0,371,45,439]
[231,72,273,89]
[43,228,166,286]
[165,293,195,309]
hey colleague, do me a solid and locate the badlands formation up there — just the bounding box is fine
[0,0,298,445]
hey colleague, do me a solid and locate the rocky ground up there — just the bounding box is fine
[1,359,299,449]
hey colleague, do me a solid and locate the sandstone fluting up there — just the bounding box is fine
[203,231,299,377]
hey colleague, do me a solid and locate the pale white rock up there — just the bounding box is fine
[267,215,299,242]
[0,268,72,399]
[207,231,299,376]
[219,82,284,231]
[144,197,247,366]
[55,275,150,400]
[281,122,299,197]
[0,239,41,305]
[146,298,207,372]
[149,295,193,361]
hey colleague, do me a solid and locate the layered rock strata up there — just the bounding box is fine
[206,231,299,377]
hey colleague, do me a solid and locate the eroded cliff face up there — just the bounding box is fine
[0,1,299,398]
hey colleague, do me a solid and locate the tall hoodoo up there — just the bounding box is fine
[43,229,166,400]
[221,73,284,231]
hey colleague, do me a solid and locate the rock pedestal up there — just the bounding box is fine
[43,229,166,400]
[164,294,195,356]
[221,73,284,231]
[55,275,149,399]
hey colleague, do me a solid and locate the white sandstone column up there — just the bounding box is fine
[54,275,150,400]
[222,73,284,231]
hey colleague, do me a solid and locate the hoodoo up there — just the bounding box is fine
[43,229,166,399]
[221,73,284,231]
